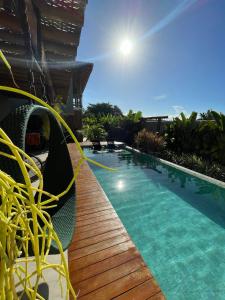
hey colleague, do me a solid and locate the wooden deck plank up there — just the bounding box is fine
[76,205,112,216]
[71,249,141,283]
[71,228,126,250]
[74,219,122,234]
[76,201,109,210]
[73,221,123,241]
[70,241,135,271]
[68,144,165,300]
[76,211,117,227]
[70,233,130,260]
[77,198,108,207]
[78,267,151,300]
[77,194,106,201]
[147,293,166,300]
[113,279,160,300]
[74,257,146,297]
[76,208,115,221]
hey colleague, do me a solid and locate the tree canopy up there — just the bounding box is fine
[199,110,214,120]
[84,102,123,117]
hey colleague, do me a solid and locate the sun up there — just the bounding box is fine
[119,39,133,56]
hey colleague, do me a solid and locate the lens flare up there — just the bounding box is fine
[119,39,133,56]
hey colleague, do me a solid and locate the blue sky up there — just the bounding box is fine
[78,0,225,117]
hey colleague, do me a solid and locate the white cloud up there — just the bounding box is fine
[173,105,186,114]
[169,105,189,119]
[168,115,176,120]
[153,94,167,100]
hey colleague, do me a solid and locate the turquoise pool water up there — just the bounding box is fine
[85,149,225,300]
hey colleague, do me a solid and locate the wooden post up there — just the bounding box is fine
[157,118,162,132]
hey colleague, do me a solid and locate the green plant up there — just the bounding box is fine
[83,116,98,126]
[199,109,214,120]
[197,119,217,158]
[83,110,143,145]
[135,129,166,153]
[84,102,123,117]
[118,110,143,145]
[125,110,142,123]
[166,112,198,154]
[209,111,225,164]
[99,114,122,131]
[83,124,107,141]
[196,111,225,164]
[159,150,225,182]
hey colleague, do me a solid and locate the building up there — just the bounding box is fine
[0,0,93,132]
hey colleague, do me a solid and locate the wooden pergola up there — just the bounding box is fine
[142,115,168,132]
[0,0,93,108]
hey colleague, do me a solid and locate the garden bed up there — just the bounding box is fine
[127,146,225,186]
[158,150,225,183]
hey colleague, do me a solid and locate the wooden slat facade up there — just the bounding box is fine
[68,144,165,300]
[0,1,92,108]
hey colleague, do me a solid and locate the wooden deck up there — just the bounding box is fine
[68,144,165,300]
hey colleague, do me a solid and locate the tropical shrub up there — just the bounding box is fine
[82,124,107,141]
[199,109,214,120]
[196,111,225,165]
[208,111,225,164]
[119,110,143,145]
[197,119,218,159]
[165,112,198,154]
[135,129,166,153]
[83,114,122,130]
[99,114,123,131]
[159,150,225,182]
[83,109,143,145]
[165,111,225,165]
[83,116,98,126]
[125,110,142,123]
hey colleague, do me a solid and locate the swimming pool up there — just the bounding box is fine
[85,148,225,300]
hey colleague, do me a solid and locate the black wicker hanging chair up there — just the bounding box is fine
[0,104,76,254]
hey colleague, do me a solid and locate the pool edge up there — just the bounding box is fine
[126,146,225,189]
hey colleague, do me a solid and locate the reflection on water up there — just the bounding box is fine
[116,179,125,190]
[118,151,225,228]
[119,150,224,194]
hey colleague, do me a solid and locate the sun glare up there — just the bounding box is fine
[119,39,133,56]
[116,180,125,190]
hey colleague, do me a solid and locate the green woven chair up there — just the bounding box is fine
[0,104,76,254]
